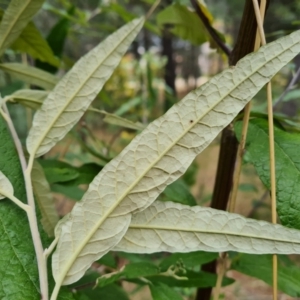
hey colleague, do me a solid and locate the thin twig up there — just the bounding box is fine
[213,253,227,300]
[2,104,48,299]
[190,0,231,57]
[252,1,278,299]
[273,66,300,107]
[146,0,161,20]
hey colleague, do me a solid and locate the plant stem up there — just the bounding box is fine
[252,0,278,299]
[2,104,48,300]
[190,0,231,57]
[0,189,30,212]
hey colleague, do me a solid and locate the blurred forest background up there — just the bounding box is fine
[1,0,300,299]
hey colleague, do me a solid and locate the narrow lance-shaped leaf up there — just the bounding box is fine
[0,170,14,199]
[31,160,59,237]
[0,0,44,54]
[26,17,145,158]
[52,30,300,287]
[6,89,144,130]
[0,63,58,90]
[114,201,300,254]
[11,21,59,67]
[6,89,49,109]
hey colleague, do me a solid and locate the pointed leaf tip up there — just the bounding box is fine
[26,17,145,157]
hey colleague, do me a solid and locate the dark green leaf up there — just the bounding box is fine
[52,184,84,201]
[38,159,79,184]
[63,163,103,186]
[231,253,300,297]
[36,6,74,73]
[11,21,59,67]
[0,115,39,299]
[39,159,102,186]
[77,284,129,300]
[147,270,233,288]
[0,116,75,300]
[161,179,197,206]
[235,119,300,229]
[159,251,218,271]
[97,262,160,287]
[97,252,117,269]
[150,282,183,300]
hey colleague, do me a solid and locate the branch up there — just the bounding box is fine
[190,0,231,57]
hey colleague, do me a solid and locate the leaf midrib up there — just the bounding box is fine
[0,64,57,86]
[31,18,143,157]
[56,34,300,283]
[127,223,300,244]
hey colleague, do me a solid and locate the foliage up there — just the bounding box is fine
[0,1,300,300]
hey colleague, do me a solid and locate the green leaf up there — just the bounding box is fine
[97,252,117,269]
[62,163,103,186]
[148,270,233,288]
[81,284,129,300]
[6,89,48,109]
[282,88,300,102]
[0,0,44,54]
[150,282,183,300]
[26,17,145,158]
[0,63,59,90]
[0,115,40,299]
[231,253,300,297]
[114,97,141,116]
[38,159,79,184]
[97,262,160,288]
[31,160,59,237]
[234,118,300,229]
[36,6,74,73]
[0,114,75,300]
[159,251,218,271]
[52,184,84,201]
[38,159,103,187]
[6,89,143,130]
[89,107,145,130]
[115,200,300,254]
[156,4,207,45]
[53,30,300,288]
[11,21,59,67]
[161,179,197,206]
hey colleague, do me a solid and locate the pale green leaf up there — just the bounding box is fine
[31,160,59,237]
[0,170,14,199]
[7,89,143,130]
[11,21,60,67]
[114,201,300,254]
[0,63,58,90]
[26,17,145,158]
[6,89,48,109]
[0,0,44,54]
[89,107,145,131]
[52,30,300,288]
